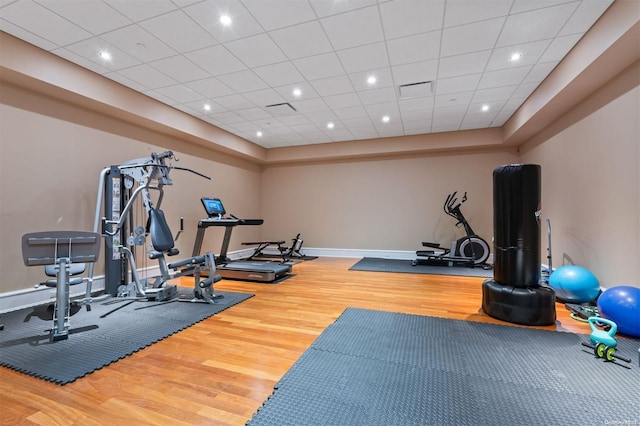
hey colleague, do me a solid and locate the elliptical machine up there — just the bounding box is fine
[412,192,490,267]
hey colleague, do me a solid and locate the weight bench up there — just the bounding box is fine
[243,240,287,262]
[21,231,101,341]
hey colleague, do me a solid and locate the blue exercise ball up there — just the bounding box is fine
[548,265,600,303]
[597,286,640,338]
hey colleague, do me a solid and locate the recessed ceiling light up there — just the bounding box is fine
[327,122,334,129]
[204,104,211,111]
[481,105,490,112]
[99,50,112,61]
[382,115,390,123]
[293,88,302,97]
[367,76,377,85]
[510,52,522,62]
[256,130,263,137]
[220,15,232,26]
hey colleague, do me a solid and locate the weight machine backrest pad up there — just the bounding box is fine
[22,231,101,266]
[148,209,175,252]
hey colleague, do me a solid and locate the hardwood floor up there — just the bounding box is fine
[1,257,595,425]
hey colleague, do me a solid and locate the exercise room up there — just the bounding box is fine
[1,0,638,424]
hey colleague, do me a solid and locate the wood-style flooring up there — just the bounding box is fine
[0,257,595,425]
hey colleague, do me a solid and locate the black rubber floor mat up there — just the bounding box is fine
[0,289,253,385]
[349,257,493,278]
[249,308,640,426]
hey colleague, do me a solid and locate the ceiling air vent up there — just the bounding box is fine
[398,81,433,99]
[265,102,298,117]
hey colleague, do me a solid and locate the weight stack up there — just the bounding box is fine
[482,164,556,326]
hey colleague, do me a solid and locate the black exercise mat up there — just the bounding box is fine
[0,288,253,385]
[249,307,640,426]
[349,257,493,278]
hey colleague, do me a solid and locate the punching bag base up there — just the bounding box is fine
[482,279,556,326]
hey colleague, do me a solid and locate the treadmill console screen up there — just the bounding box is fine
[201,197,226,217]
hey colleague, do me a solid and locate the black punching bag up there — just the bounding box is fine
[482,164,556,326]
[493,164,541,287]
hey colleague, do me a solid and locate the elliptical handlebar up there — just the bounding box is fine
[443,191,473,233]
[444,191,467,216]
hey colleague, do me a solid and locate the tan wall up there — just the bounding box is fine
[519,62,640,287]
[260,150,518,251]
[0,82,262,294]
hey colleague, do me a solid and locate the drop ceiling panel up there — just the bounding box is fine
[477,66,532,90]
[391,60,438,86]
[274,82,320,101]
[398,96,435,113]
[485,40,551,71]
[243,88,287,107]
[0,20,58,50]
[496,2,579,46]
[559,0,614,36]
[269,21,333,59]
[225,33,287,68]
[53,47,112,74]
[310,75,355,97]
[253,62,306,87]
[441,17,505,57]
[436,74,482,95]
[149,55,209,82]
[443,0,513,27]
[309,0,377,18]
[333,105,369,120]
[117,64,177,89]
[294,52,345,80]
[140,10,219,52]
[217,70,269,93]
[101,25,177,62]
[242,0,317,31]
[185,45,247,76]
[386,31,441,66]
[539,34,583,62]
[104,0,177,21]
[0,0,614,149]
[379,0,445,38]
[186,77,236,99]
[323,93,363,110]
[437,51,492,79]
[349,67,394,91]
[212,94,254,110]
[321,6,384,50]
[0,1,92,45]
[182,1,263,43]
[336,42,390,73]
[41,0,131,35]
[153,84,205,104]
[64,38,141,71]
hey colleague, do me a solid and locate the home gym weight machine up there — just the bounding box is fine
[87,151,221,303]
[412,191,490,267]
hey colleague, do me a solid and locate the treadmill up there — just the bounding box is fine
[192,197,291,282]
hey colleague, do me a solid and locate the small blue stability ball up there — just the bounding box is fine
[597,286,640,338]
[548,265,600,303]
